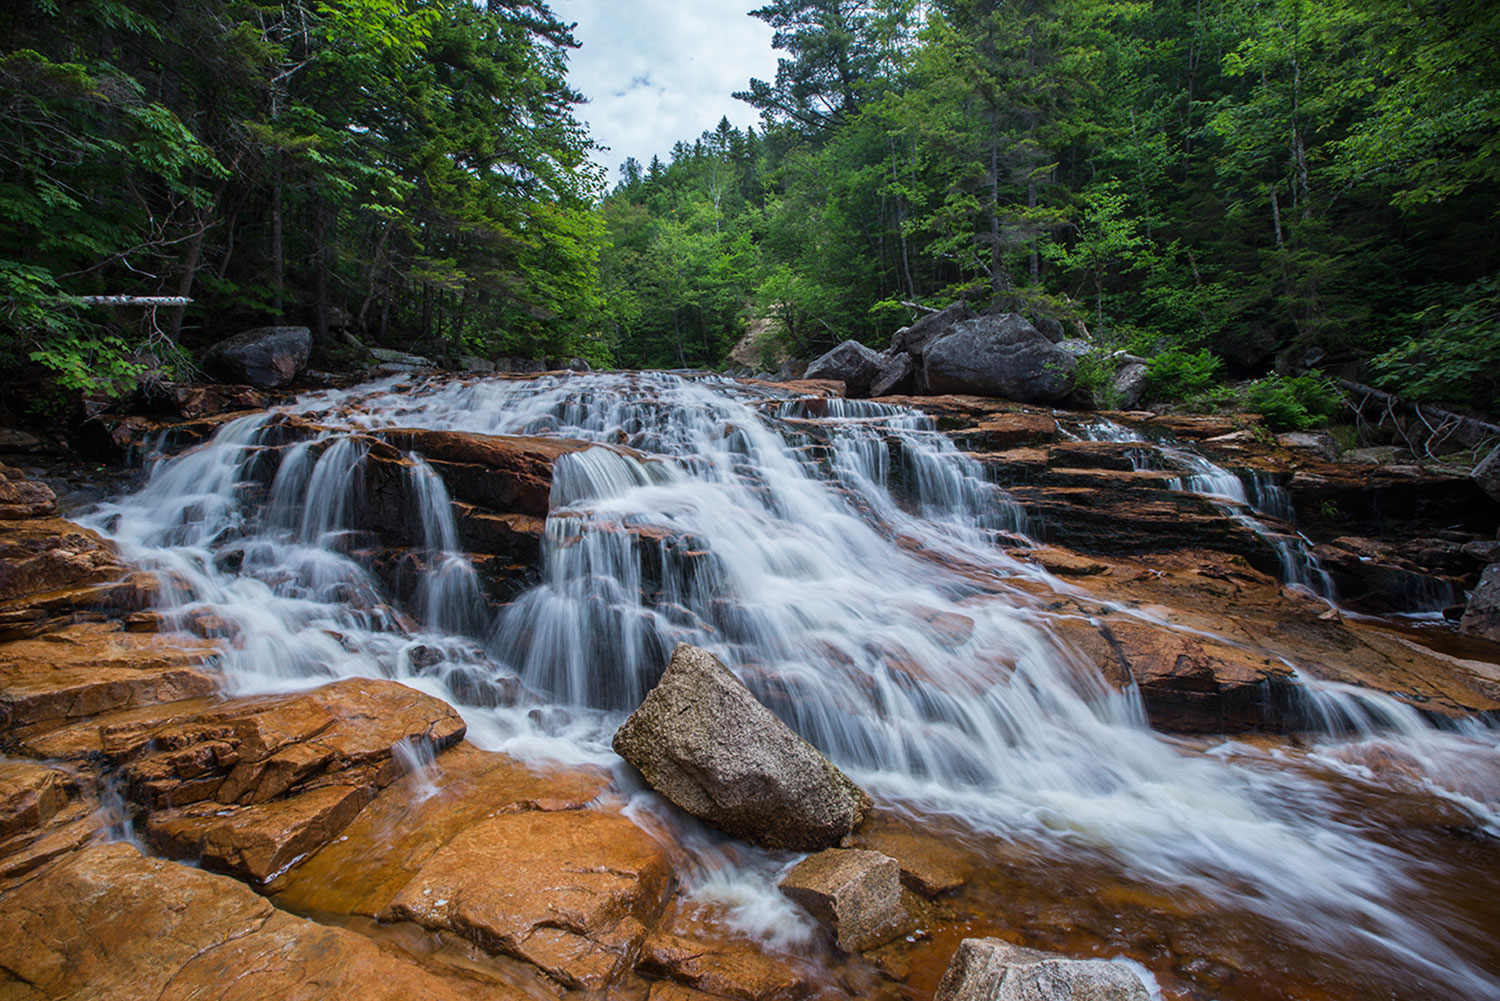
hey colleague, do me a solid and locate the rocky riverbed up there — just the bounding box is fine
[1,370,1498,1001]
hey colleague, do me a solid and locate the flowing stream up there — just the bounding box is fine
[83,372,1500,1000]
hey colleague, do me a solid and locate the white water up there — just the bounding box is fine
[83,372,1499,998]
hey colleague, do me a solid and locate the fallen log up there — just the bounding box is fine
[1336,377,1500,455]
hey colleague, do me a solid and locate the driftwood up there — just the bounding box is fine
[900,300,940,315]
[1336,377,1500,458]
[78,296,193,306]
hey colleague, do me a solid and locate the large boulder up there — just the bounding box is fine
[612,643,871,851]
[923,314,1077,403]
[203,326,310,388]
[1459,563,1500,642]
[804,341,883,398]
[869,351,916,397]
[935,939,1150,1001]
[1112,362,1149,409]
[891,301,977,360]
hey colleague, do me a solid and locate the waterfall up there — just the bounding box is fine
[81,372,1500,1000]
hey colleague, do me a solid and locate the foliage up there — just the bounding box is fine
[0,0,605,405]
[1245,372,1343,430]
[1367,277,1500,413]
[1144,349,1222,402]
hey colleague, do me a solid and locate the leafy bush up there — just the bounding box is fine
[1368,276,1500,415]
[1245,372,1343,430]
[1070,352,1121,409]
[1144,348,1222,401]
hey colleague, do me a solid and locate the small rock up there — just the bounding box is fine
[779,848,905,952]
[1033,315,1066,343]
[804,341,884,398]
[460,355,496,372]
[612,643,871,851]
[1057,338,1094,358]
[1459,564,1500,642]
[934,938,1150,1001]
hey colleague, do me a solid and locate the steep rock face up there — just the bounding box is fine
[804,341,884,398]
[613,643,871,850]
[935,939,1150,1001]
[923,314,1077,403]
[202,325,311,388]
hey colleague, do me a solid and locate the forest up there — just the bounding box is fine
[2,0,1497,417]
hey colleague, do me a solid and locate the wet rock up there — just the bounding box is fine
[384,808,673,990]
[0,516,123,603]
[639,924,816,1001]
[0,624,217,730]
[142,383,269,421]
[842,821,972,896]
[1112,362,1148,409]
[1475,444,1500,505]
[869,351,916,397]
[934,938,1150,1001]
[804,341,884,398]
[376,427,593,517]
[1460,564,1500,642]
[0,467,56,520]
[0,759,67,838]
[202,325,310,388]
[613,643,871,851]
[923,314,1076,404]
[1097,618,1294,733]
[0,842,487,1000]
[779,848,906,952]
[147,782,374,882]
[107,677,466,809]
[890,301,976,361]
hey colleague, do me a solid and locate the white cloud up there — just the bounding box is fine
[557,0,780,185]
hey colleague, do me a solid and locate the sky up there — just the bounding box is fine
[557,0,780,188]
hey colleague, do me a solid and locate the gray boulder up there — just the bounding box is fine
[1461,540,1500,564]
[1473,444,1500,505]
[1112,362,1149,409]
[804,340,883,398]
[203,326,310,388]
[1057,338,1094,358]
[935,939,1150,1001]
[1460,564,1500,642]
[869,352,915,397]
[779,849,906,952]
[923,314,1077,403]
[1032,315,1066,344]
[612,643,871,851]
[891,301,976,360]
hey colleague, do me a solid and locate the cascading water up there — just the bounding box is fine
[82,372,1500,1000]
[1069,419,1338,598]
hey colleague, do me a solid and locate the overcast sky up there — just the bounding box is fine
[557,0,780,187]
